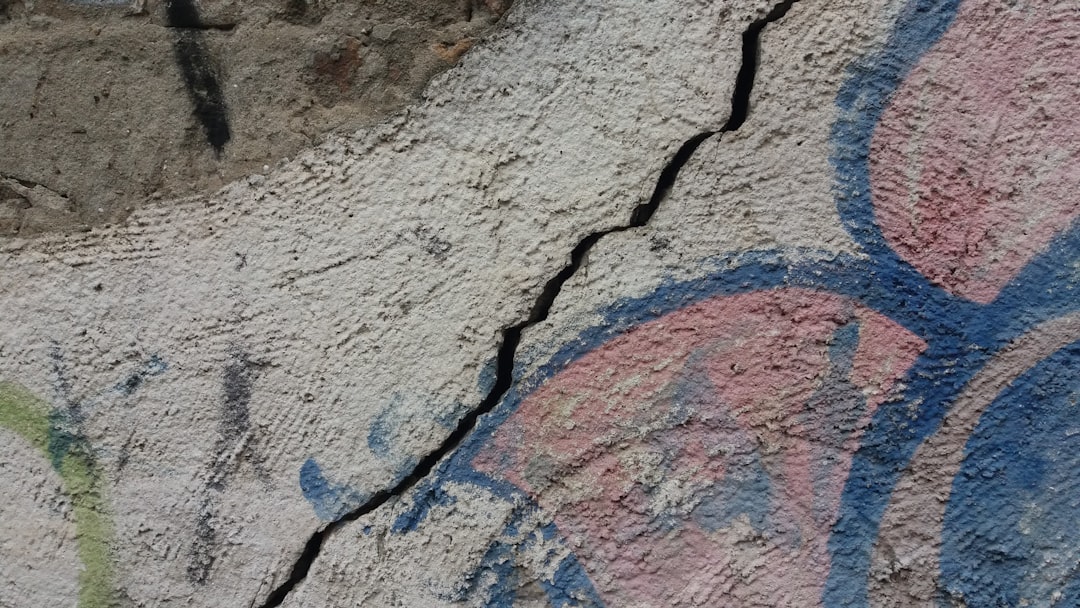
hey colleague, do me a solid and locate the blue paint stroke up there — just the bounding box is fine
[299,458,369,522]
[300,0,1080,601]
[940,341,1080,606]
[45,352,169,468]
[691,455,772,535]
[392,221,1077,603]
[113,355,169,396]
[538,539,607,608]
[367,397,406,459]
[674,358,774,535]
[305,393,465,521]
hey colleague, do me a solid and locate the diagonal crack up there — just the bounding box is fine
[255,0,801,605]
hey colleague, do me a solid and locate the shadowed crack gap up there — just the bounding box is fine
[256,0,800,605]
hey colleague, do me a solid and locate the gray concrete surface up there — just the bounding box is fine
[2,0,1078,606]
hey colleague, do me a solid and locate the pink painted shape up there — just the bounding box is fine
[870,0,1080,303]
[850,309,925,413]
[472,289,926,606]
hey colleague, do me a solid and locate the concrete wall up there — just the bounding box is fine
[1,0,1077,606]
[0,0,507,232]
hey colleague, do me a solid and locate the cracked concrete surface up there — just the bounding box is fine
[274,1,913,605]
[3,0,1079,606]
[2,0,765,605]
[264,0,817,605]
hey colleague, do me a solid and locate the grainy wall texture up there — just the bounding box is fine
[1,0,1078,607]
[1,0,508,232]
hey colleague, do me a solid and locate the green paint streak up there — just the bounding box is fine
[0,382,117,608]
[0,383,50,452]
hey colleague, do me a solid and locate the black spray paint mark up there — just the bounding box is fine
[217,354,253,464]
[114,354,169,396]
[166,0,231,154]
[188,350,265,585]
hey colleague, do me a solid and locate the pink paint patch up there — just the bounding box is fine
[472,289,925,606]
[870,0,1080,303]
[850,310,924,414]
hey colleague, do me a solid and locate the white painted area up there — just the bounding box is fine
[0,429,81,608]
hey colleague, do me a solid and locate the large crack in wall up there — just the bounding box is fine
[256,1,802,605]
[0,0,761,604]
[6,0,1075,604]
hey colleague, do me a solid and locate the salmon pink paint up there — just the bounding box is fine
[473,289,925,605]
[870,0,1080,303]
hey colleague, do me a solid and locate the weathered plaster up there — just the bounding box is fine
[2,0,1078,606]
[1,0,768,604]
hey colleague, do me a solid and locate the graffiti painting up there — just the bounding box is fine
[385,0,1080,604]
[0,355,167,607]
[0,382,117,608]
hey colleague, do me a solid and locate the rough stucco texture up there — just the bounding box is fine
[0,0,509,232]
[1,0,1079,607]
